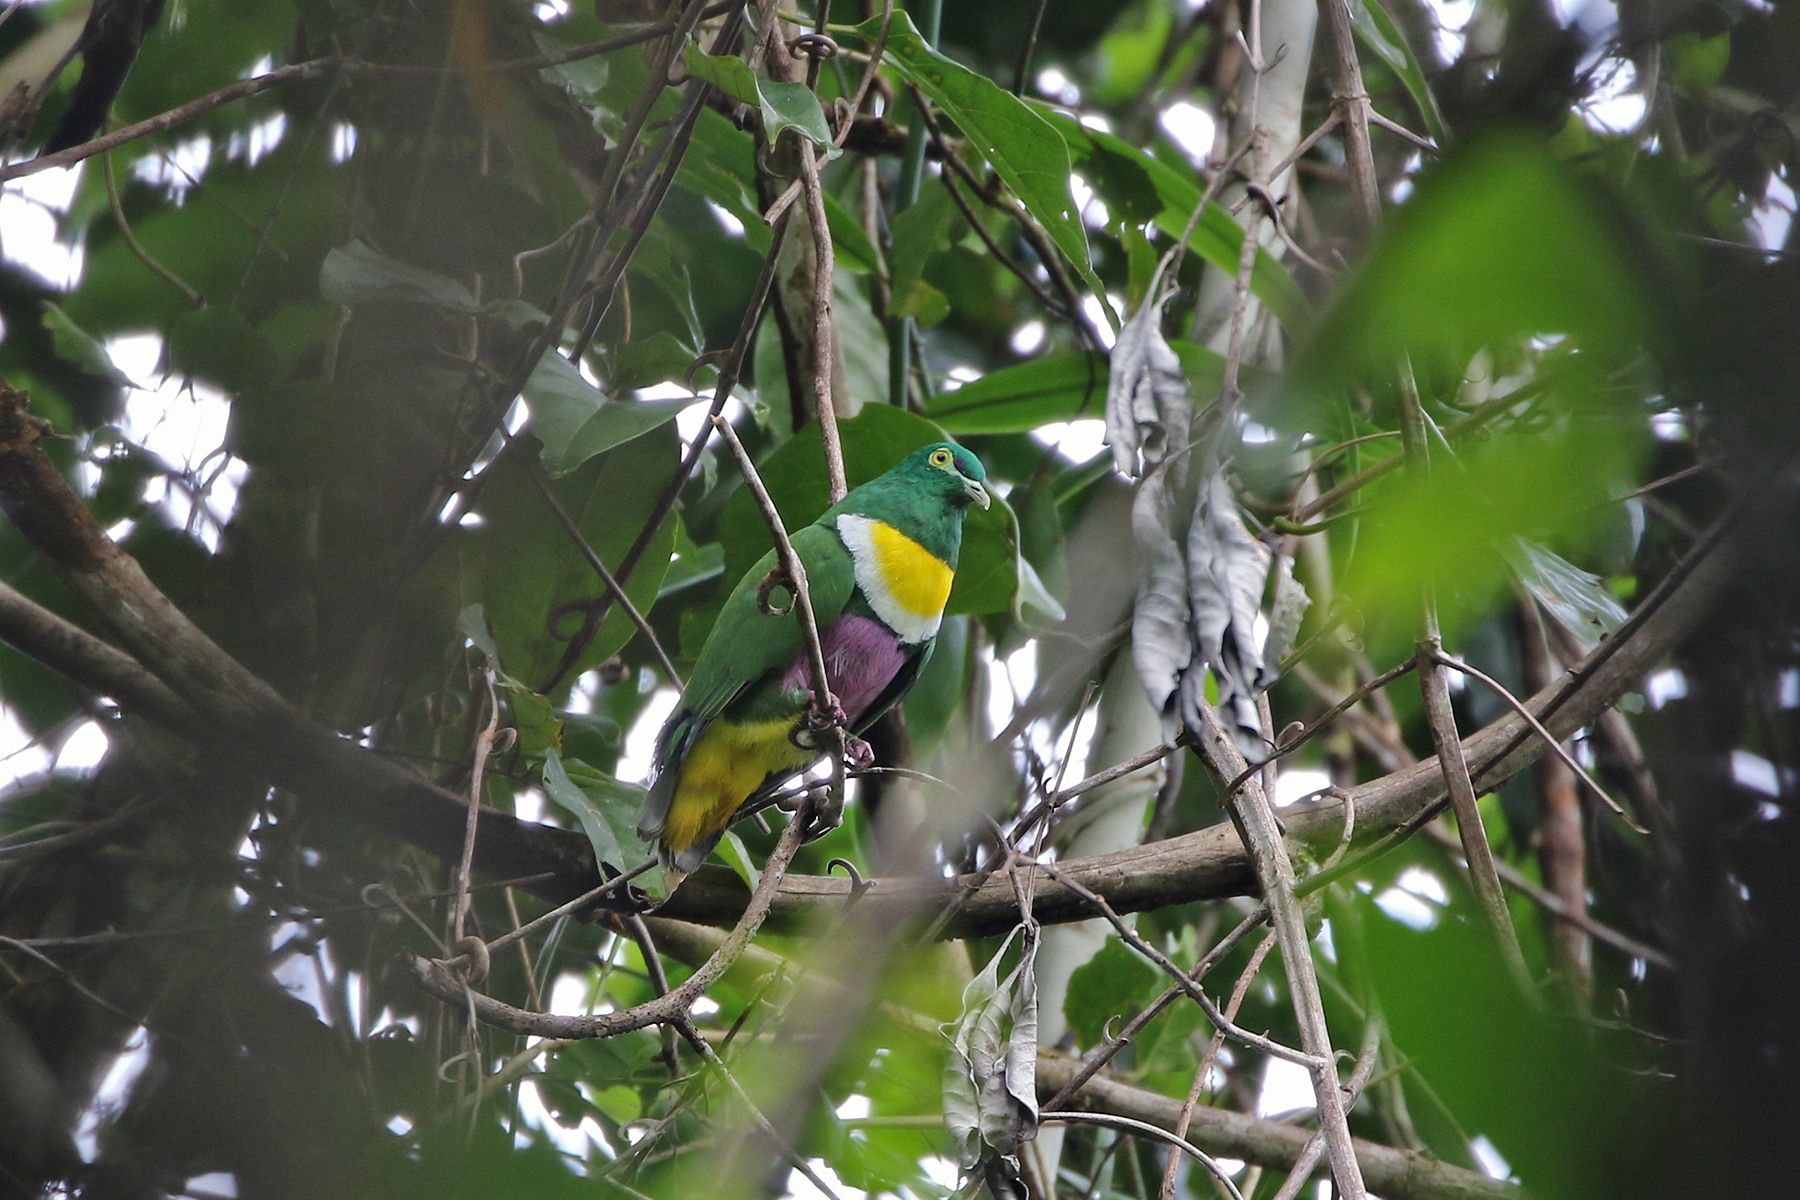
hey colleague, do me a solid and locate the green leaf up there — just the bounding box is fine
[1045,111,1310,330]
[823,190,880,274]
[475,430,679,690]
[926,352,1107,434]
[681,43,832,149]
[682,107,774,254]
[542,750,656,882]
[504,682,563,758]
[715,830,758,889]
[458,603,501,662]
[40,302,130,387]
[1347,0,1448,145]
[167,306,280,394]
[926,343,1228,435]
[1063,937,1160,1045]
[525,350,691,476]
[319,240,480,312]
[849,11,1114,329]
[1295,131,1656,404]
[885,177,955,321]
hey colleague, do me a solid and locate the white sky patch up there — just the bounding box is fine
[230,110,288,169]
[1030,418,1107,465]
[1579,57,1646,134]
[1009,319,1047,356]
[74,1029,153,1161]
[1779,669,1800,709]
[986,642,1039,739]
[56,719,109,773]
[1034,65,1081,107]
[1422,0,1477,58]
[675,393,746,446]
[1754,171,1794,253]
[183,1172,238,1198]
[1375,884,1439,929]
[1731,749,1789,798]
[134,135,213,199]
[788,1162,866,1200]
[1471,1134,1515,1180]
[620,688,679,785]
[1644,667,1687,708]
[1,164,83,288]
[1398,864,1450,905]
[1257,1056,1314,1117]
[1159,100,1217,167]
[535,0,571,19]
[0,706,54,781]
[921,1155,961,1190]
[1272,766,1329,808]
[1070,172,1111,231]
[1082,295,1118,350]
[707,200,746,239]
[331,122,359,162]
[105,335,248,546]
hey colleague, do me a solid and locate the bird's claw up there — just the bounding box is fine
[798,784,844,843]
[843,733,875,773]
[804,694,849,733]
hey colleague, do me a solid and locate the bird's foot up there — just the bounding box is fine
[843,733,876,773]
[804,693,849,733]
[796,784,844,843]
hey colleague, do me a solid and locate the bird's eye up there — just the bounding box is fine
[929,448,952,468]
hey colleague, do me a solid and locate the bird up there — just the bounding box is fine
[639,440,990,878]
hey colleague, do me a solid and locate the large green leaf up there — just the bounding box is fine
[474,430,679,690]
[1045,111,1311,329]
[524,349,690,476]
[1295,131,1657,400]
[926,343,1228,434]
[681,43,833,149]
[848,12,1114,328]
[319,240,480,312]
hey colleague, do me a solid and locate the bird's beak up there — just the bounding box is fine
[965,478,991,510]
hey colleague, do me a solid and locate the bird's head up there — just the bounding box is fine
[910,441,990,511]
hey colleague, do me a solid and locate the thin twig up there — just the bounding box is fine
[1035,862,1320,1068]
[404,806,812,1039]
[1430,649,1646,834]
[452,671,504,946]
[678,1020,847,1200]
[1047,1112,1245,1200]
[795,140,848,504]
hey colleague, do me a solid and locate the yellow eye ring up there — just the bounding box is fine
[929,448,953,468]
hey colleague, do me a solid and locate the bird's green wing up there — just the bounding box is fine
[676,523,855,722]
[641,524,856,837]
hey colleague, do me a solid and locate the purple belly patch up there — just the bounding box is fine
[780,614,907,725]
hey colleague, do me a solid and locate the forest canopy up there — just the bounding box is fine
[0,0,1796,1198]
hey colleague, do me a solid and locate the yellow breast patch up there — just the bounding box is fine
[835,513,953,644]
[868,520,953,617]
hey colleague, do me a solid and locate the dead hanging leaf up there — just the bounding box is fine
[943,924,1040,1176]
[1180,469,1274,757]
[1105,295,1309,762]
[1263,554,1313,670]
[1105,292,1191,479]
[1130,458,1198,717]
